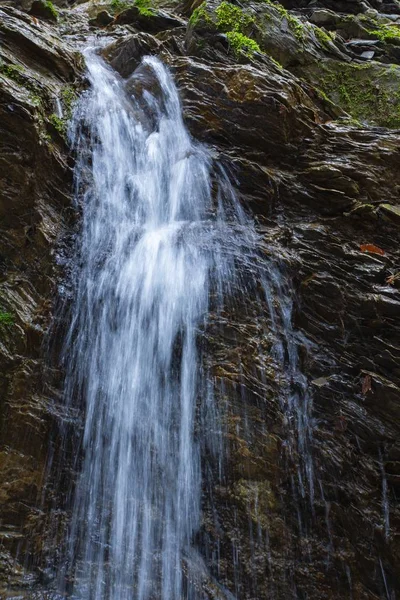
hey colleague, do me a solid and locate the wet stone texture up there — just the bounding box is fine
[1,0,400,598]
[0,4,81,594]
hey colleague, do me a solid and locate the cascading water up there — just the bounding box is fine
[59,50,255,599]
[57,47,314,600]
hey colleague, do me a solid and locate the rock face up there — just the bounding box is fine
[0,4,81,593]
[0,0,400,599]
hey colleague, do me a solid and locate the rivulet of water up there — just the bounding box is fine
[59,50,256,600]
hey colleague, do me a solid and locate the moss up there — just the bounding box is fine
[366,23,400,44]
[215,1,255,33]
[0,312,14,326]
[0,60,44,99]
[262,0,305,41]
[314,26,334,47]
[320,62,400,127]
[189,1,212,26]
[0,62,25,83]
[110,0,132,12]
[44,0,58,20]
[191,2,261,59]
[336,115,363,128]
[135,0,155,16]
[110,0,154,15]
[287,14,305,42]
[29,93,42,107]
[48,113,67,137]
[270,56,283,70]
[226,31,261,57]
[61,85,77,118]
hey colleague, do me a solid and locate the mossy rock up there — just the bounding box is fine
[302,59,400,128]
[29,0,58,22]
[188,0,344,66]
[189,1,262,57]
[337,13,400,46]
[379,204,400,225]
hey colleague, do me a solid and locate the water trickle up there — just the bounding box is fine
[379,448,390,541]
[59,50,256,599]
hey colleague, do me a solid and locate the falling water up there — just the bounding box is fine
[57,47,315,600]
[59,50,255,599]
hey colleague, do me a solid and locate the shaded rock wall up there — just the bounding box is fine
[0,4,81,592]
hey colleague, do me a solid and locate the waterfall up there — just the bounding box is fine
[59,50,254,599]
[58,48,314,600]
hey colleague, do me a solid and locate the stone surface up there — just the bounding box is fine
[0,4,81,594]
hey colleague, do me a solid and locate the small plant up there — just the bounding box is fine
[215,2,254,33]
[110,0,132,11]
[0,311,14,326]
[314,26,333,47]
[189,1,212,26]
[44,0,58,20]
[61,86,77,118]
[49,113,67,137]
[135,0,155,16]
[226,31,261,57]
[0,62,24,83]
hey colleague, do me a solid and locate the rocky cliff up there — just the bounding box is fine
[0,0,399,598]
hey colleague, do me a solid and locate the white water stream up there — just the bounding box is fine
[60,51,255,600]
[58,49,313,600]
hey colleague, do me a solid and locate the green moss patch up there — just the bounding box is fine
[48,113,67,137]
[110,0,132,11]
[189,1,212,27]
[226,31,261,57]
[61,85,77,119]
[0,62,25,84]
[110,0,154,16]
[215,2,254,33]
[366,23,400,45]
[44,1,58,20]
[135,0,155,17]
[191,1,261,58]
[314,26,334,48]
[30,0,59,22]
[0,312,14,326]
[319,61,400,127]
[262,0,305,42]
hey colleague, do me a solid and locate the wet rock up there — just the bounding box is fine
[361,49,375,57]
[0,3,81,590]
[310,9,340,27]
[115,6,185,31]
[29,0,58,22]
[379,203,400,224]
[101,17,400,596]
[88,9,113,27]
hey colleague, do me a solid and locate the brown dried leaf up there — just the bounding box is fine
[360,243,385,256]
[362,374,372,395]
